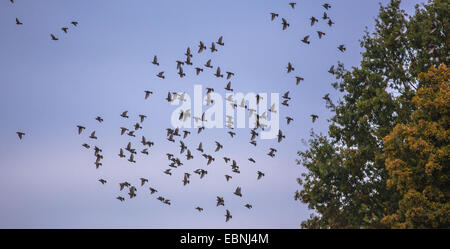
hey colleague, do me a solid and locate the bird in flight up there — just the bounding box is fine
[149,187,157,194]
[289,2,296,9]
[89,131,97,139]
[198,41,206,53]
[286,116,294,124]
[215,67,223,78]
[301,35,310,44]
[328,19,335,27]
[217,196,225,206]
[71,21,78,27]
[16,132,25,140]
[76,125,85,134]
[278,130,285,143]
[140,178,148,186]
[287,62,294,73]
[51,34,59,41]
[245,204,253,209]
[205,59,213,68]
[61,27,68,33]
[144,90,153,100]
[157,71,165,79]
[152,55,159,66]
[217,36,224,46]
[225,210,232,222]
[234,186,243,197]
[99,179,107,185]
[282,18,290,30]
[338,44,346,52]
[210,42,218,52]
[296,76,304,85]
[195,207,203,212]
[323,3,331,10]
[15,18,23,25]
[257,171,265,180]
[317,31,326,39]
[270,13,279,21]
[310,16,319,26]
[311,114,319,123]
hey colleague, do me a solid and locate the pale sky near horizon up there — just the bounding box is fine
[0,0,424,228]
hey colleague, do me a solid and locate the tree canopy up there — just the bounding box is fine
[295,0,449,228]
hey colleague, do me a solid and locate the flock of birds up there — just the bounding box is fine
[12,1,342,223]
[10,0,79,41]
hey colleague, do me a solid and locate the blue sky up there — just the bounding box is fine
[0,0,424,228]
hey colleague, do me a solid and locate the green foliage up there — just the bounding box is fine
[296,0,449,228]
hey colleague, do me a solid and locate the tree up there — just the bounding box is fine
[295,0,448,228]
[381,65,449,228]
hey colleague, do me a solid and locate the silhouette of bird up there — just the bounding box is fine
[76,125,85,134]
[205,59,213,68]
[139,114,147,123]
[217,196,225,206]
[234,186,242,197]
[310,16,318,26]
[328,65,335,74]
[245,204,253,209]
[185,47,193,58]
[301,35,310,44]
[120,111,129,118]
[117,196,125,202]
[140,178,148,186]
[16,131,25,140]
[61,27,68,33]
[95,116,103,123]
[225,175,232,181]
[15,18,23,25]
[71,21,78,27]
[282,18,290,30]
[215,67,223,78]
[317,31,326,39]
[287,62,294,73]
[270,13,279,21]
[215,141,223,152]
[118,148,126,158]
[226,72,234,80]
[195,207,203,212]
[178,67,186,78]
[311,114,319,123]
[198,41,207,53]
[224,82,233,91]
[327,19,335,27]
[257,171,265,180]
[195,67,204,75]
[217,36,224,46]
[225,210,232,222]
[289,2,296,9]
[338,44,346,52]
[210,42,218,52]
[278,130,285,143]
[51,34,59,41]
[296,76,304,85]
[286,116,294,124]
[89,131,97,139]
[157,71,165,79]
[248,158,256,164]
[268,147,277,157]
[128,153,136,163]
[99,179,107,185]
[149,187,157,194]
[323,3,331,10]
[144,90,153,99]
